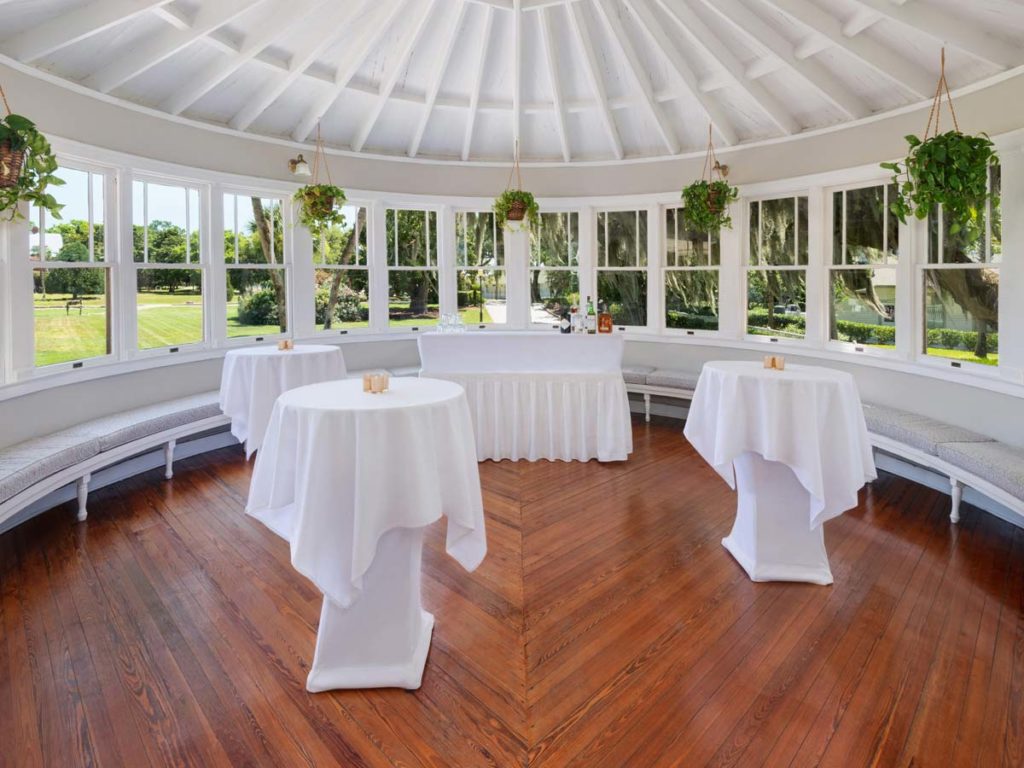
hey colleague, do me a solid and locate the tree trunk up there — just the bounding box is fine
[251,197,287,332]
[410,278,428,316]
[324,207,366,330]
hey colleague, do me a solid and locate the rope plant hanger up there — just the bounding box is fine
[493,139,539,230]
[0,82,63,220]
[293,121,346,240]
[883,48,998,233]
[681,124,738,234]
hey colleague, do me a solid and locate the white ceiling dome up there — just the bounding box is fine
[1,0,1021,164]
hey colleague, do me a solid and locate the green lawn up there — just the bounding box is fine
[33,294,109,367]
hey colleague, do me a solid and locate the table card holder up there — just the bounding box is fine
[277,339,294,351]
[363,373,389,394]
[763,355,786,371]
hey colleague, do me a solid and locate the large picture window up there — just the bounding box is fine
[386,208,438,328]
[133,179,203,350]
[664,207,720,332]
[530,211,579,326]
[314,204,368,332]
[597,209,647,327]
[31,166,111,367]
[224,193,287,339]
[747,196,808,339]
[923,166,1000,367]
[829,184,898,350]
[456,211,505,326]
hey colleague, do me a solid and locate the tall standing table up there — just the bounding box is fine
[684,361,876,585]
[418,332,632,462]
[219,344,346,457]
[246,377,487,691]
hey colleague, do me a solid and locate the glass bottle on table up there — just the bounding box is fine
[586,296,597,334]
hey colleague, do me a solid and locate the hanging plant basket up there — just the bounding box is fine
[882,49,998,234]
[680,126,738,233]
[493,141,540,230]
[0,84,64,221]
[293,123,346,239]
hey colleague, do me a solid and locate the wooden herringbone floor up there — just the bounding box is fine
[1,417,1022,767]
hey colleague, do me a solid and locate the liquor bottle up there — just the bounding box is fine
[598,301,613,334]
[559,311,571,334]
[585,296,597,334]
[570,306,580,334]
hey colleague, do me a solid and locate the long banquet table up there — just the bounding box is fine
[418,332,633,462]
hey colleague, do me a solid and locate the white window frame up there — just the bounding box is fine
[384,205,439,332]
[222,191,290,344]
[595,207,649,330]
[744,194,810,346]
[662,204,721,338]
[312,201,370,337]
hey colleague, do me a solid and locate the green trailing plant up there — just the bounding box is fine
[493,188,539,230]
[881,49,999,234]
[681,125,737,233]
[681,179,739,233]
[293,183,346,239]
[0,86,64,222]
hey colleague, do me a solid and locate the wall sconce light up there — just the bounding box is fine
[288,154,311,177]
[713,161,729,178]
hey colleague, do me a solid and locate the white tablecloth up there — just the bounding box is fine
[684,361,876,584]
[219,344,345,457]
[246,377,486,690]
[418,333,632,462]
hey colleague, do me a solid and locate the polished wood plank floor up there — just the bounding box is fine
[2,417,1022,767]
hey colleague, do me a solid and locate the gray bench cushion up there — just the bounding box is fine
[862,403,993,456]
[0,433,100,504]
[645,369,699,390]
[388,366,421,378]
[622,365,655,385]
[937,441,1024,500]
[66,391,222,452]
[347,368,389,379]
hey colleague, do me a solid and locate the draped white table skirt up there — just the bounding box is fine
[722,452,834,585]
[429,372,633,462]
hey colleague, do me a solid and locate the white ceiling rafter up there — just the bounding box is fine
[624,0,738,146]
[228,3,363,132]
[290,0,411,142]
[84,0,271,93]
[161,0,323,115]
[463,5,496,161]
[593,0,681,154]
[151,5,191,31]
[2,0,175,63]
[850,0,1019,69]
[657,0,799,136]
[539,6,571,162]
[757,0,933,98]
[697,0,870,120]
[351,0,439,153]
[407,0,468,157]
[567,1,625,159]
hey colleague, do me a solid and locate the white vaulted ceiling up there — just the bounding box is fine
[0,0,1022,164]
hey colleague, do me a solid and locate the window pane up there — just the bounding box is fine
[830,268,896,348]
[315,269,369,331]
[457,212,502,267]
[458,270,506,325]
[748,201,759,264]
[844,186,887,264]
[665,271,719,331]
[133,180,145,262]
[924,268,998,366]
[227,268,287,338]
[747,270,806,338]
[242,197,283,266]
[224,193,237,263]
[388,270,438,326]
[887,183,900,261]
[666,207,716,267]
[49,167,104,263]
[530,270,578,324]
[33,267,110,366]
[832,192,843,265]
[320,206,367,266]
[388,209,435,267]
[760,198,796,266]
[137,268,203,349]
[93,173,105,261]
[797,197,808,265]
[991,166,1001,263]
[602,211,646,267]
[532,212,577,267]
[598,271,647,326]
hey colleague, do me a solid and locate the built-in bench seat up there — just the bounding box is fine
[0,391,228,528]
[622,365,698,422]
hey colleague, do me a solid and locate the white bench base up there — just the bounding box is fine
[626,384,695,422]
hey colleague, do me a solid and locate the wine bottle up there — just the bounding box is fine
[586,296,597,334]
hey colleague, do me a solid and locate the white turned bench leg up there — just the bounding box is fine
[76,473,91,522]
[644,393,651,423]
[950,477,963,524]
[164,439,176,480]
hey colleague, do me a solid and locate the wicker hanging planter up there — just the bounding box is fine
[0,83,63,221]
[293,122,346,240]
[493,140,539,230]
[680,125,739,234]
